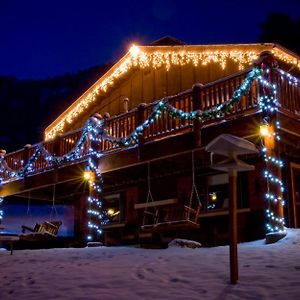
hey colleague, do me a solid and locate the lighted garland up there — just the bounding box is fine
[0,157,19,181]
[278,69,300,87]
[0,66,266,241]
[89,67,262,149]
[1,65,296,239]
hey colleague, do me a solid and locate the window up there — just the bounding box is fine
[207,174,229,211]
[201,173,249,212]
[103,193,123,223]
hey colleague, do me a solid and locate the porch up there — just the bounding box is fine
[1,58,300,246]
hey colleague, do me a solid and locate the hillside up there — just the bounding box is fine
[0,64,110,152]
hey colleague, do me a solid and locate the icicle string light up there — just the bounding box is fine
[45,47,260,140]
[45,45,300,140]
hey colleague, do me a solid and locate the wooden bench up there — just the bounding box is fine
[134,198,179,209]
[135,198,201,232]
[20,221,62,242]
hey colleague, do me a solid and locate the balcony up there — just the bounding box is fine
[1,67,300,186]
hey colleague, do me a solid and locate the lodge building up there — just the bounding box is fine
[1,37,300,247]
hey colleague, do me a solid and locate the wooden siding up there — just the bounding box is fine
[64,60,252,132]
[1,67,300,190]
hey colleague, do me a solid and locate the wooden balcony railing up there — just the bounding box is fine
[1,68,299,181]
[275,72,300,116]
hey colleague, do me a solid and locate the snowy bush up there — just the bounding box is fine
[168,238,202,249]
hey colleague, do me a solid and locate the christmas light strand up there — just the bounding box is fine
[1,65,298,238]
[0,197,3,223]
[277,69,300,86]
[45,47,261,140]
[259,66,286,234]
[0,66,262,240]
[45,44,300,140]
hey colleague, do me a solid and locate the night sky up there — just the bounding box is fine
[1,0,300,80]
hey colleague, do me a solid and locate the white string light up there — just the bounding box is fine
[0,197,3,223]
[45,45,300,140]
[259,67,286,234]
[1,65,298,239]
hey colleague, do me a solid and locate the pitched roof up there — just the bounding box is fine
[45,42,300,141]
[150,36,186,46]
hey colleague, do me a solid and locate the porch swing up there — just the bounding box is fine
[135,151,202,234]
[20,185,62,242]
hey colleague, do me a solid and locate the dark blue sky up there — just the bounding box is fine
[1,0,299,79]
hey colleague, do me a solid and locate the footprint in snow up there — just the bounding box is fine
[136,272,145,280]
[289,281,300,286]
[170,277,189,284]
[69,256,79,260]
[265,265,275,268]
[196,288,208,294]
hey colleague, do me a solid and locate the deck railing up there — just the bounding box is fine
[2,68,299,180]
[275,72,300,116]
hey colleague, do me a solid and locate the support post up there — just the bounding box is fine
[137,103,146,159]
[75,192,89,245]
[53,136,61,157]
[256,52,286,242]
[192,84,203,148]
[123,97,129,113]
[206,134,258,284]
[229,168,238,284]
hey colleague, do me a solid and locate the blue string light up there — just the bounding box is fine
[0,65,297,239]
[259,66,286,234]
[0,197,3,223]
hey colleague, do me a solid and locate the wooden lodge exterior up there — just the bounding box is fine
[1,38,300,246]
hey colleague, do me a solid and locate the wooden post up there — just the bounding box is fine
[192,84,203,148]
[53,136,61,157]
[137,103,146,159]
[256,52,286,241]
[23,144,32,168]
[123,97,129,113]
[206,135,257,284]
[74,192,89,245]
[0,149,6,157]
[229,168,238,284]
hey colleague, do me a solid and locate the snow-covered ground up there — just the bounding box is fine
[1,229,300,300]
